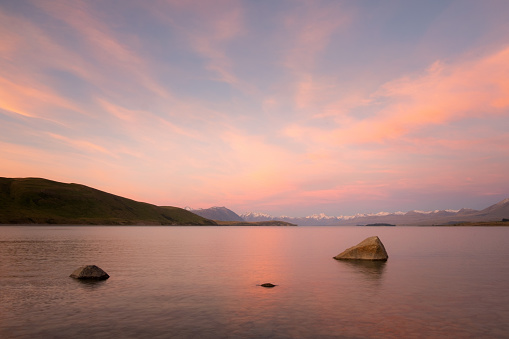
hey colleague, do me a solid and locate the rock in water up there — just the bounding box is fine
[333,236,388,261]
[260,283,277,287]
[70,265,110,280]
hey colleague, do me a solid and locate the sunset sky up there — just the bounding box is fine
[1,0,509,216]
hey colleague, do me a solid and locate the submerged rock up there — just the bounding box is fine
[259,283,277,287]
[333,236,388,261]
[70,265,110,280]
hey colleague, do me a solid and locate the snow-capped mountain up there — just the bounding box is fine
[240,198,509,225]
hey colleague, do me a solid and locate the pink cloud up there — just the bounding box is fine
[0,75,83,125]
[31,0,173,99]
[0,3,174,132]
[2,1,508,216]
[356,47,509,140]
[283,2,347,72]
[283,45,509,146]
[267,46,509,213]
[46,132,116,157]
[96,98,202,142]
[281,2,351,110]
[149,0,245,86]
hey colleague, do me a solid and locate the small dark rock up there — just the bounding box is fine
[259,283,277,287]
[70,265,109,280]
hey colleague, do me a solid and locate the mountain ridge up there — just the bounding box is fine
[0,177,216,225]
[2,177,507,226]
[240,199,509,226]
[189,206,244,222]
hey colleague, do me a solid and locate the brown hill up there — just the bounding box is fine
[0,177,216,225]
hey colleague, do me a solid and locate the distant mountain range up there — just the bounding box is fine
[240,199,509,225]
[191,199,509,226]
[189,206,244,222]
[2,177,507,226]
[187,207,296,226]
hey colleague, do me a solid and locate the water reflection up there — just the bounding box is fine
[71,278,109,290]
[336,260,387,284]
[2,226,509,338]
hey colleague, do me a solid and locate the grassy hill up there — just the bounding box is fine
[0,177,216,225]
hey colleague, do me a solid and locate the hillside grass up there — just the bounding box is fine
[0,177,216,225]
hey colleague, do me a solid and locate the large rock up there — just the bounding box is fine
[70,265,110,280]
[333,236,388,261]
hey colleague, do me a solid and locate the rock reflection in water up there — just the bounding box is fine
[72,278,108,290]
[336,260,386,284]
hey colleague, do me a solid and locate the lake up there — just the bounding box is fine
[1,226,508,338]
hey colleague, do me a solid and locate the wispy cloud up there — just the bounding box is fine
[0,75,83,125]
[47,132,116,157]
[281,2,349,111]
[284,45,509,146]
[149,0,245,86]
[283,2,346,72]
[32,0,173,99]
[1,1,508,215]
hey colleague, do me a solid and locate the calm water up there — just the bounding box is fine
[1,226,508,338]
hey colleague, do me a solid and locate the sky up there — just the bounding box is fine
[1,0,509,217]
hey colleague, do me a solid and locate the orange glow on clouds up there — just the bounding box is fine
[285,45,509,148]
[1,1,509,216]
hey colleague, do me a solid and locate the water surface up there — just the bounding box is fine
[1,226,508,338]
